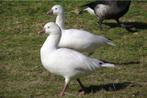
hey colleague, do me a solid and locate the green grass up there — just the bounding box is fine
[0,1,147,98]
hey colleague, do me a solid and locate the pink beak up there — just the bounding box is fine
[47,9,53,15]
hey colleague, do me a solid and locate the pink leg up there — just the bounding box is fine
[59,82,68,96]
[59,78,70,96]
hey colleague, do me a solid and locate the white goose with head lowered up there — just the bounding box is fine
[40,22,115,96]
[47,5,115,55]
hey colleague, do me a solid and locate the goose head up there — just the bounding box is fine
[39,22,61,35]
[48,5,64,15]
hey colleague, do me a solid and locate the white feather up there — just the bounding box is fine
[95,4,109,17]
[84,7,95,15]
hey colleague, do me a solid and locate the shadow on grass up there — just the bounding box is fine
[80,82,131,94]
[104,21,147,32]
[100,59,140,66]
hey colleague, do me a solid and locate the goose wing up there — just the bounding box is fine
[81,0,112,9]
[47,48,103,77]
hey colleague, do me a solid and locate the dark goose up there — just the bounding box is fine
[81,0,131,29]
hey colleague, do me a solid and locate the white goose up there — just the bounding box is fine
[47,5,115,55]
[40,22,115,96]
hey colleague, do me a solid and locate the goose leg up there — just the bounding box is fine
[116,19,125,28]
[116,19,126,28]
[98,19,103,30]
[116,19,135,31]
[59,83,68,96]
[77,78,86,96]
[96,16,103,30]
[59,78,69,96]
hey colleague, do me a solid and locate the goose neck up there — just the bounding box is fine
[41,34,61,54]
[56,13,65,30]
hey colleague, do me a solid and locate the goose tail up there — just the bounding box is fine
[107,41,116,46]
[101,63,115,68]
[96,36,116,46]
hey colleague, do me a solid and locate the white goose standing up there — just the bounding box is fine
[47,5,115,55]
[40,22,115,96]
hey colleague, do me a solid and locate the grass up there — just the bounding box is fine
[0,1,147,98]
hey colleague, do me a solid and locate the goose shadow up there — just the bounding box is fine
[104,21,147,32]
[101,60,140,66]
[80,82,131,94]
[99,58,140,66]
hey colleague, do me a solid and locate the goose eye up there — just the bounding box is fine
[55,8,57,10]
[48,26,50,29]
